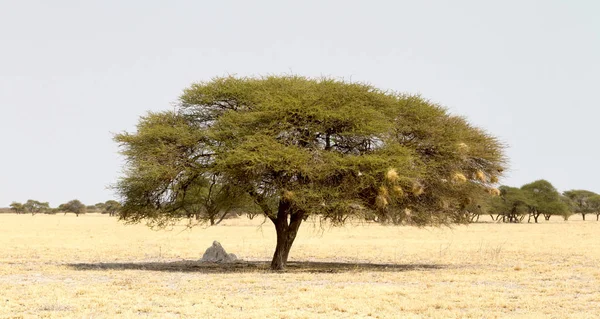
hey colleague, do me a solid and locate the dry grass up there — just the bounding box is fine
[1,214,599,318]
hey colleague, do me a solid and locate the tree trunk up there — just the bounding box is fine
[214,211,229,225]
[582,213,586,221]
[533,213,539,223]
[270,200,304,271]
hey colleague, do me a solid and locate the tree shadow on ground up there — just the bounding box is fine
[67,260,446,274]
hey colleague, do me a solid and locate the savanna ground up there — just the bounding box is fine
[1,214,599,319]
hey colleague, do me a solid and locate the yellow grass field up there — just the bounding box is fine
[1,213,599,318]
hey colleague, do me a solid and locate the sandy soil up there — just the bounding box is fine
[0,214,599,318]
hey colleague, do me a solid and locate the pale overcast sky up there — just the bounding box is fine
[0,0,598,207]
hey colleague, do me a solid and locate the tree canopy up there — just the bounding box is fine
[488,186,531,223]
[9,202,26,214]
[114,75,506,270]
[102,200,122,217]
[58,199,87,216]
[587,195,600,221]
[485,180,570,223]
[563,190,598,221]
[22,200,50,215]
[521,180,568,222]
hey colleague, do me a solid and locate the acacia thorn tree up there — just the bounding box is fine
[587,195,600,221]
[563,190,597,221]
[58,199,87,217]
[23,199,50,215]
[521,180,568,223]
[9,202,25,214]
[488,186,531,223]
[102,200,122,217]
[114,76,506,270]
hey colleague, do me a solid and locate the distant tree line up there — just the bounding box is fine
[463,179,600,223]
[8,199,121,217]
[5,180,598,224]
[4,180,598,224]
